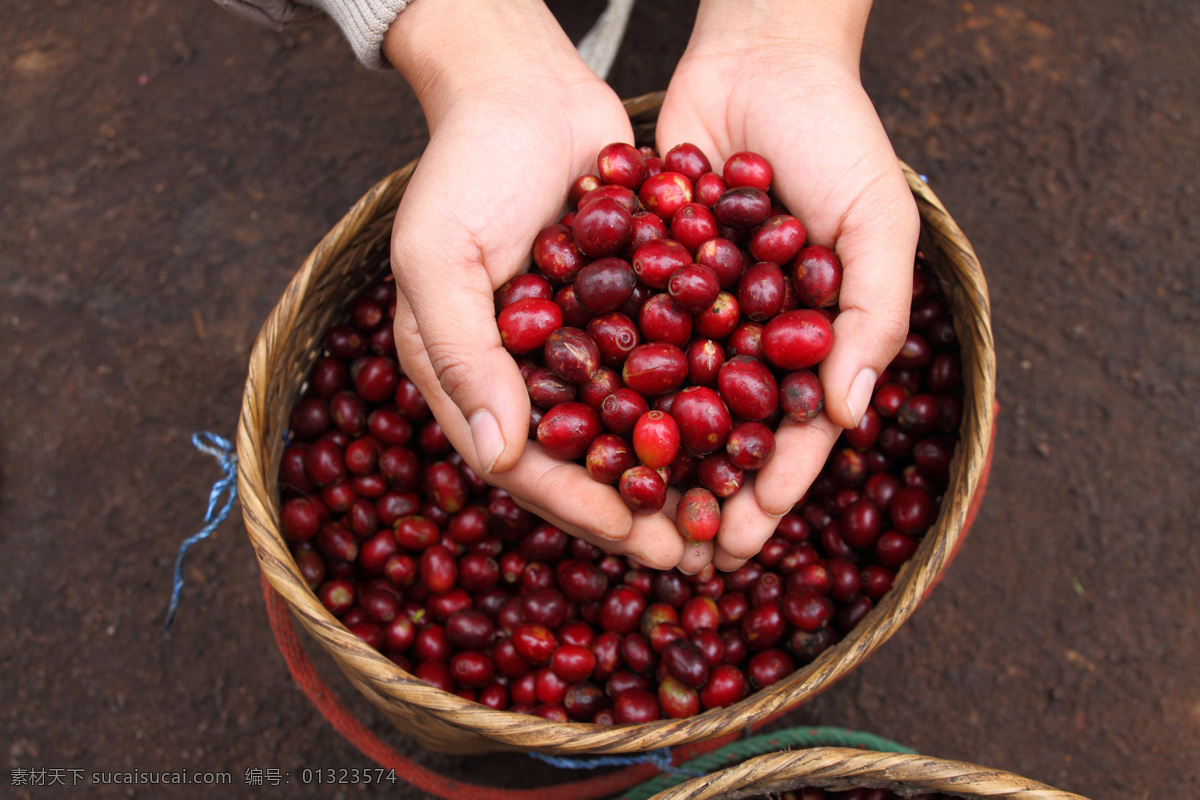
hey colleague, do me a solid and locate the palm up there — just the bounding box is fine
[658,50,919,569]
[391,77,701,571]
[398,82,629,295]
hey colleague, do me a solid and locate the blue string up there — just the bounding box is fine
[526,747,705,777]
[164,432,239,634]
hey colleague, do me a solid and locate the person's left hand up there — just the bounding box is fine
[382,0,704,572]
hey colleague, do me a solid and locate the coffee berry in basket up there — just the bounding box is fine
[278,141,964,723]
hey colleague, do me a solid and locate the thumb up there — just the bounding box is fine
[392,253,530,476]
[818,194,920,430]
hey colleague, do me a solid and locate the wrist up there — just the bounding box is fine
[691,0,872,71]
[384,0,594,125]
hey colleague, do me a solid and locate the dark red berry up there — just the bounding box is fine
[667,263,721,313]
[533,224,586,283]
[694,172,727,207]
[725,421,776,470]
[793,245,843,309]
[622,343,688,397]
[675,487,721,544]
[631,238,692,289]
[714,187,771,229]
[587,312,641,368]
[669,203,719,255]
[619,466,667,514]
[573,199,633,259]
[747,648,794,690]
[638,293,693,347]
[762,310,835,370]
[723,151,772,191]
[537,402,602,461]
[672,386,734,456]
[586,433,637,484]
[890,486,937,534]
[638,172,694,223]
[599,586,647,636]
[498,298,563,355]
[663,143,712,182]
[737,261,786,322]
[749,215,806,264]
[632,410,681,469]
[613,687,661,723]
[597,142,647,190]
[717,355,779,421]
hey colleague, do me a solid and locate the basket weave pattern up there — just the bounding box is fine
[644,748,1088,800]
[238,92,996,755]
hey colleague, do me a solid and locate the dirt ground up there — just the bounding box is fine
[2,1,1198,798]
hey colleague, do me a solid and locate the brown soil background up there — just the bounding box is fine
[2,1,1198,798]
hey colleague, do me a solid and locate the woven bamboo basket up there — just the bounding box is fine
[237,91,996,756]
[637,748,1088,800]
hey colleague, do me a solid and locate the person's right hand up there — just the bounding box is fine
[383,0,703,571]
[655,0,921,571]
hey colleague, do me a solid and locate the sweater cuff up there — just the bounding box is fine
[310,0,413,69]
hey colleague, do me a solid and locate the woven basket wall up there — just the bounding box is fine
[640,748,1089,800]
[237,92,997,755]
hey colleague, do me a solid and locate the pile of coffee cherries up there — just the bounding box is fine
[497,143,846,541]
[277,146,964,724]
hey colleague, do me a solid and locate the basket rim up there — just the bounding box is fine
[237,91,997,754]
[642,747,1090,800]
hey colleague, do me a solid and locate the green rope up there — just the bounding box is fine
[618,726,917,800]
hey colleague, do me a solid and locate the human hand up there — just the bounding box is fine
[657,0,921,570]
[383,0,700,570]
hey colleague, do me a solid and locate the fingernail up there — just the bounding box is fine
[469,409,505,473]
[847,368,877,428]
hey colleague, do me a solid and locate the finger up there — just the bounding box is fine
[508,494,613,546]
[507,445,635,542]
[392,287,521,471]
[654,78,727,172]
[620,487,688,571]
[512,495,682,570]
[754,412,842,517]
[818,180,920,430]
[390,225,532,477]
[712,473,780,566]
[514,486,690,572]
[677,539,715,575]
[610,512,687,571]
[713,413,838,568]
[712,551,747,573]
[394,287,637,543]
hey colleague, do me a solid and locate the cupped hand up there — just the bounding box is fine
[656,1,921,570]
[383,0,701,571]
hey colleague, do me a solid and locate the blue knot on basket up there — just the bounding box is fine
[164,432,238,633]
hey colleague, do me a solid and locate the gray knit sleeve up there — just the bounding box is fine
[212,0,413,70]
